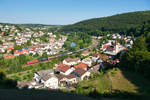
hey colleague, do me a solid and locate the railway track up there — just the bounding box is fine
[22,38,99,68]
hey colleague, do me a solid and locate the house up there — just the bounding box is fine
[73,63,88,71]
[34,69,58,89]
[105,41,125,56]
[65,74,77,84]
[6,47,14,53]
[81,50,89,56]
[0,46,5,52]
[63,58,81,66]
[4,55,14,59]
[82,57,92,67]
[88,64,101,73]
[54,62,67,70]
[14,49,29,56]
[92,53,100,62]
[72,68,90,81]
[16,39,22,45]
[58,65,75,75]
[56,74,77,86]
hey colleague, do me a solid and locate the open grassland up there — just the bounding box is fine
[73,68,150,100]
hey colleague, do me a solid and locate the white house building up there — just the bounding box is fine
[63,58,81,66]
[72,68,91,81]
[58,66,75,75]
[82,57,93,67]
[34,69,58,89]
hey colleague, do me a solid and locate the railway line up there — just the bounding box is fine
[22,38,99,68]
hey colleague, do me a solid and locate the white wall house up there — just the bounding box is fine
[43,76,58,89]
[82,57,92,67]
[72,68,91,81]
[92,56,99,62]
[34,69,58,89]
[81,71,91,80]
[63,58,81,66]
[60,75,77,84]
[59,67,75,75]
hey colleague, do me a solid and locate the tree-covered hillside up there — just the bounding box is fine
[120,20,150,80]
[60,11,150,36]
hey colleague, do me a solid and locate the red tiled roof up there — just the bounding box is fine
[65,74,76,79]
[58,66,70,72]
[14,49,29,55]
[7,48,14,50]
[4,55,14,59]
[82,50,89,54]
[65,57,80,63]
[73,68,86,76]
[103,45,109,49]
[73,63,88,69]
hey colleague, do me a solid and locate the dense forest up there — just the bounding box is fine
[120,20,150,80]
[60,11,150,36]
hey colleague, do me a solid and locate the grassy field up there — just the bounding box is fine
[73,68,150,100]
[108,69,138,93]
[74,72,111,95]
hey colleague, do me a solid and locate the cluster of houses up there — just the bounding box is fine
[13,35,67,57]
[99,33,133,57]
[18,50,109,89]
[0,24,67,59]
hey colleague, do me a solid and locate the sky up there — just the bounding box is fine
[0,0,149,25]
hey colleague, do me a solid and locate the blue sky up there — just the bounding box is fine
[0,0,149,25]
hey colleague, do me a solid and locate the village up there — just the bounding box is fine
[0,24,67,59]
[0,24,134,90]
[9,27,134,90]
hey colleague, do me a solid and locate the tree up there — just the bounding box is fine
[26,40,32,46]
[0,40,3,44]
[146,32,150,51]
[29,53,33,56]
[14,45,23,50]
[41,52,48,58]
[33,53,39,57]
[0,70,6,80]
[132,36,147,51]
[93,47,97,53]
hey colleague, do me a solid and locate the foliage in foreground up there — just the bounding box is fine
[120,21,150,80]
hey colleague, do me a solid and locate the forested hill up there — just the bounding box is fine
[60,11,150,35]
